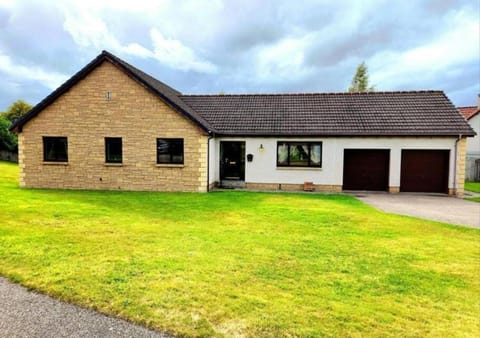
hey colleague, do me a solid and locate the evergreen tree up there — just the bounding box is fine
[348,62,375,92]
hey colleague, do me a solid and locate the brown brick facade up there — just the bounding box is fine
[19,61,208,192]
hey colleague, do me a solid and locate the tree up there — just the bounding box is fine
[0,99,31,152]
[2,99,32,123]
[0,115,17,151]
[348,62,375,92]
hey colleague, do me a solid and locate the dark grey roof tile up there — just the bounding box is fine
[180,92,475,136]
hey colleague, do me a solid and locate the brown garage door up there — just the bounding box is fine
[343,149,390,191]
[400,150,449,193]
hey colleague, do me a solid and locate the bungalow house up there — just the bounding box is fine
[10,51,475,196]
[458,100,480,181]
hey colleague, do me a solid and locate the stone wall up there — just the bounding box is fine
[244,182,342,192]
[454,137,467,196]
[19,61,208,192]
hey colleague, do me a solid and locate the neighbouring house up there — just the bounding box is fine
[10,51,475,196]
[458,100,480,181]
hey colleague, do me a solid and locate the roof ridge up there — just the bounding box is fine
[180,90,444,97]
[10,50,214,133]
[102,50,181,96]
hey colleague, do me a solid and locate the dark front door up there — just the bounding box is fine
[400,150,449,193]
[220,141,245,180]
[343,149,390,191]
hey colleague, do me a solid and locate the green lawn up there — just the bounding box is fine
[465,181,480,193]
[464,182,480,203]
[0,161,479,337]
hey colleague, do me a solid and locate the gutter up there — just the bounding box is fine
[453,134,462,195]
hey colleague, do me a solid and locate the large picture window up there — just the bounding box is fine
[105,137,122,163]
[277,142,322,167]
[157,138,184,164]
[43,137,68,162]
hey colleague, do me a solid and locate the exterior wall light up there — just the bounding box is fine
[259,144,265,152]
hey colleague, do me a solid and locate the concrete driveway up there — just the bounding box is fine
[354,193,480,228]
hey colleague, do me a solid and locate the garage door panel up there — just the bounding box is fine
[343,149,390,191]
[400,150,449,193]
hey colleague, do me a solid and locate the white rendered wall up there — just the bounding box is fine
[208,137,216,185]
[210,136,458,189]
[466,114,480,157]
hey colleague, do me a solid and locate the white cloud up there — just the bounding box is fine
[0,0,15,9]
[59,0,166,14]
[150,29,217,73]
[0,53,67,89]
[122,43,152,58]
[62,5,113,49]
[0,0,478,107]
[59,1,216,73]
[370,10,478,88]
[255,37,308,80]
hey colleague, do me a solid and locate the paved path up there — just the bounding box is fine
[354,193,480,228]
[0,277,171,338]
[464,190,480,198]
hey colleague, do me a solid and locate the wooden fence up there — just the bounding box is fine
[0,150,18,163]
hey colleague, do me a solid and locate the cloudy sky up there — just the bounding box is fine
[0,0,478,111]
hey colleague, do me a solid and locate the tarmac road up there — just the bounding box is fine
[0,277,171,338]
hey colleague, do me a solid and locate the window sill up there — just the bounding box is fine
[104,163,123,167]
[43,161,68,166]
[276,166,322,171]
[156,164,184,168]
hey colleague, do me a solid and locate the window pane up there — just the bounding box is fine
[157,153,171,163]
[277,141,322,167]
[310,144,321,166]
[289,143,309,166]
[43,137,68,162]
[170,139,184,164]
[157,138,184,164]
[105,138,122,163]
[157,139,170,163]
[277,143,288,165]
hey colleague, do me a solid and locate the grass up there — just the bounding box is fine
[465,181,480,193]
[0,160,479,337]
[464,182,480,203]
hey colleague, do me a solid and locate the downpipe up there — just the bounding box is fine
[453,134,462,195]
